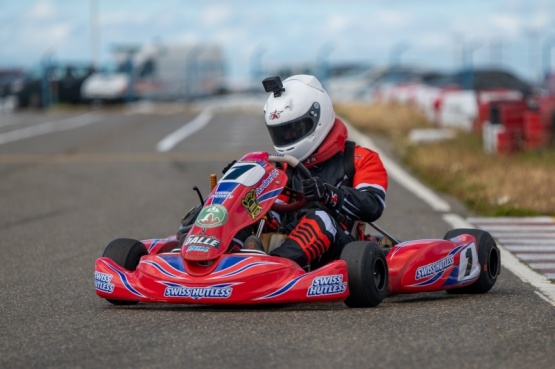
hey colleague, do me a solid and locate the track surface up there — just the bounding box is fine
[1,103,554,369]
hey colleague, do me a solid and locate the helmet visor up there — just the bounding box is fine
[267,117,315,147]
[266,102,320,147]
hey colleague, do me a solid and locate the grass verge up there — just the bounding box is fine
[335,102,555,216]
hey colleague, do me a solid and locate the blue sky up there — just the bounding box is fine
[1,0,554,85]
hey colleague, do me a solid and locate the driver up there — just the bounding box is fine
[262,74,388,267]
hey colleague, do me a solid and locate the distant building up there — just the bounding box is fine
[133,43,226,100]
[81,42,226,102]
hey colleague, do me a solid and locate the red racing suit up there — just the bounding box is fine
[269,118,388,267]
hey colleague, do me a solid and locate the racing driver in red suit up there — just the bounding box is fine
[261,74,388,268]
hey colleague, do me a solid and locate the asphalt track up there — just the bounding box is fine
[0,102,554,369]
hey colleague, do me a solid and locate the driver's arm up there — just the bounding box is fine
[332,147,388,223]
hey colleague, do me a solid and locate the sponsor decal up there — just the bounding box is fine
[269,109,283,120]
[415,254,455,280]
[195,204,228,228]
[210,191,234,200]
[94,272,114,293]
[185,235,221,248]
[242,189,263,220]
[186,245,210,253]
[307,274,347,296]
[164,283,233,299]
[256,169,279,197]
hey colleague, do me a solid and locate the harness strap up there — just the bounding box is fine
[343,140,356,186]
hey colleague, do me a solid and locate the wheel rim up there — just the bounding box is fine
[372,258,387,291]
[488,247,500,279]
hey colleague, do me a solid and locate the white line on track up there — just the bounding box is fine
[467,216,554,224]
[494,233,555,239]
[156,108,213,152]
[517,254,555,261]
[497,239,555,245]
[345,119,555,307]
[507,246,555,252]
[529,262,555,269]
[446,213,555,306]
[470,225,555,232]
[0,113,100,146]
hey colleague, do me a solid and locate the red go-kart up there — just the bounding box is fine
[94,152,501,307]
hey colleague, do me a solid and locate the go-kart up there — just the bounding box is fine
[94,151,501,308]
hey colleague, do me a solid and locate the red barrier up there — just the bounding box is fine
[523,111,546,149]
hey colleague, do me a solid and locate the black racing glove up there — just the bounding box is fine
[301,177,342,209]
[222,160,237,174]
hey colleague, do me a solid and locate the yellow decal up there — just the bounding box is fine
[242,189,263,220]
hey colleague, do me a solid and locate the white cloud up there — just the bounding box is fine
[100,12,150,27]
[26,0,56,21]
[374,9,411,28]
[327,15,349,32]
[202,4,232,27]
[491,14,522,37]
[22,22,73,48]
[419,33,449,49]
[178,32,200,44]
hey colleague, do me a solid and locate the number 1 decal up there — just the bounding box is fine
[458,243,479,282]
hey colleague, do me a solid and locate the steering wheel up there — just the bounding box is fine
[268,154,311,212]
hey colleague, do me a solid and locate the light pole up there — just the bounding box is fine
[488,38,503,68]
[317,41,334,88]
[465,42,482,69]
[526,29,540,84]
[250,45,267,86]
[542,34,555,83]
[90,0,100,69]
[388,41,410,86]
[389,41,410,67]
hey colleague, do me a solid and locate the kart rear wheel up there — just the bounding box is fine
[102,238,148,305]
[443,229,501,294]
[341,241,388,308]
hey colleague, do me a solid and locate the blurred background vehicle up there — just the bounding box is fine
[2,64,94,109]
[80,63,132,103]
[81,42,226,103]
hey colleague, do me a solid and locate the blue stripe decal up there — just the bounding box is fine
[148,239,161,252]
[257,275,306,299]
[141,260,180,278]
[214,255,249,272]
[216,182,239,192]
[219,261,278,277]
[105,262,145,297]
[258,188,282,203]
[158,254,186,272]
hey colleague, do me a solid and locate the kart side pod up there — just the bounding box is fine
[386,230,500,295]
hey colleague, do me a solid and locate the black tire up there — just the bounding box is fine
[341,241,388,308]
[444,229,501,294]
[102,238,148,305]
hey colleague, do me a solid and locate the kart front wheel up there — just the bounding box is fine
[444,229,501,294]
[341,241,388,308]
[102,238,148,305]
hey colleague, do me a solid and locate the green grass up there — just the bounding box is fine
[335,102,555,217]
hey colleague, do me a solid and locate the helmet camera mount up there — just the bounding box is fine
[262,76,285,97]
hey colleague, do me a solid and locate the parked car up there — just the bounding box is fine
[0,69,25,98]
[80,64,131,103]
[54,65,95,104]
[5,64,94,109]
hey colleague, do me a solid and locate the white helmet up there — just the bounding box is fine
[263,75,335,161]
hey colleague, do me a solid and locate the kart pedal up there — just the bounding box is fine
[243,236,265,252]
